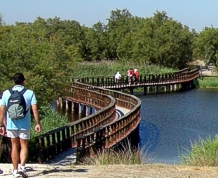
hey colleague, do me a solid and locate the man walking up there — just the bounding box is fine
[0,73,41,178]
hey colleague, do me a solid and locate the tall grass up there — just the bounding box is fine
[72,60,176,78]
[199,77,218,88]
[180,135,218,166]
[81,140,149,165]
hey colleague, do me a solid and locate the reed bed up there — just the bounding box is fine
[180,135,218,166]
[80,140,149,165]
[72,60,175,78]
[199,77,218,88]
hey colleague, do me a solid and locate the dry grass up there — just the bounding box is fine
[1,163,218,178]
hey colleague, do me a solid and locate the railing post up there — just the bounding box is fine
[76,136,85,164]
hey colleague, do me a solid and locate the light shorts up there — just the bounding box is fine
[7,130,30,140]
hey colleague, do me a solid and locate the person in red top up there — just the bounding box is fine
[127,68,134,85]
[134,69,139,84]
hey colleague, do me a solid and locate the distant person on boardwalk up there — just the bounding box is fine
[134,69,139,84]
[0,73,41,178]
[114,71,121,84]
[127,68,134,85]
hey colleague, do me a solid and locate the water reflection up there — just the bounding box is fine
[139,88,218,164]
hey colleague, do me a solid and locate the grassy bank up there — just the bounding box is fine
[180,135,218,166]
[199,76,218,88]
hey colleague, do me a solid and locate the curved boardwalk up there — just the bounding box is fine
[32,68,199,164]
[0,68,200,177]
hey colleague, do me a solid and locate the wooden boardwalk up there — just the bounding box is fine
[0,106,131,176]
[42,106,131,166]
[0,68,202,177]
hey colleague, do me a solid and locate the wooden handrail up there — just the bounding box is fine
[35,85,116,163]
[34,68,199,163]
[77,68,200,88]
[75,84,141,162]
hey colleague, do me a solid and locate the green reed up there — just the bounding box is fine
[180,135,218,166]
[198,77,218,88]
[72,60,175,78]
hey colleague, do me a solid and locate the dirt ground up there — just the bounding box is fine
[1,163,218,178]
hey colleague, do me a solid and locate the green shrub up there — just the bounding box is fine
[199,77,218,88]
[180,135,218,166]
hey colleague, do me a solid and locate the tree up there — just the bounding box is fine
[131,11,194,69]
[193,27,218,66]
[0,23,76,105]
[105,9,133,60]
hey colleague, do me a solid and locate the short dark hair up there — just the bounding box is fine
[13,73,26,85]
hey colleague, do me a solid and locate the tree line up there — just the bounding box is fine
[0,9,217,104]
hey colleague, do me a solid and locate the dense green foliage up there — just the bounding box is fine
[1,9,218,104]
[199,77,218,88]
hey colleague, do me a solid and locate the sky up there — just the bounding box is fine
[1,0,218,32]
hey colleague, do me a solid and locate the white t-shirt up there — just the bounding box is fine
[115,72,121,79]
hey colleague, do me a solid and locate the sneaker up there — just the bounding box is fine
[12,171,21,178]
[18,167,28,178]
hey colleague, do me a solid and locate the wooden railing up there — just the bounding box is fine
[34,68,199,163]
[74,82,141,162]
[35,85,116,163]
[79,68,199,88]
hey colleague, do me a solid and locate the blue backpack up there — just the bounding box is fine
[7,88,28,119]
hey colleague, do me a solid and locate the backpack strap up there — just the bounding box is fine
[20,88,29,114]
[20,88,27,95]
[8,88,14,94]
[8,87,27,94]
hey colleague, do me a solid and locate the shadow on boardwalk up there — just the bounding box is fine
[46,147,77,166]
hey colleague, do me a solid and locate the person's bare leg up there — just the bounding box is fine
[19,138,28,166]
[11,137,20,170]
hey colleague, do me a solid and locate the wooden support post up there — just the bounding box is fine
[143,86,147,95]
[163,86,166,92]
[56,97,61,107]
[170,85,173,92]
[85,106,89,116]
[129,88,134,95]
[60,97,63,108]
[174,84,177,91]
[155,86,158,94]
[79,104,82,114]
[66,100,69,110]
[71,102,75,112]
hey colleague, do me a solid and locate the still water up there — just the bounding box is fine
[139,88,218,164]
